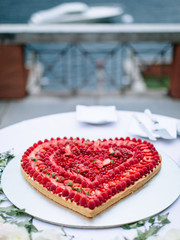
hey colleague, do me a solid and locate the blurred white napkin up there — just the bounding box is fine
[76,105,117,124]
[128,113,177,139]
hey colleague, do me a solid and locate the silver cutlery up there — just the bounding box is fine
[132,114,157,141]
[144,109,173,139]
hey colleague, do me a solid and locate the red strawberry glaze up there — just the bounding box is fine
[21,137,161,210]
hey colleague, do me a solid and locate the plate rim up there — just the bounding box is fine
[2,151,180,229]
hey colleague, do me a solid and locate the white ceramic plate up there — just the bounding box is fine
[2,152,180,229]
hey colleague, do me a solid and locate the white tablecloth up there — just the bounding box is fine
[0,111,179,240]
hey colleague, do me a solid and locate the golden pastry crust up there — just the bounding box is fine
[21,137,161,218]
[21,158,161,218]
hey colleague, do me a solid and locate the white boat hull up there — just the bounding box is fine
[29,3,123,24]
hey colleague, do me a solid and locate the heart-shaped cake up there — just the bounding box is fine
[21,137,161,218]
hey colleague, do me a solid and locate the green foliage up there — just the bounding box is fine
[15,218,38,234]
[0,151,15,194]
[121,220,146,230]
[0,152,38,238]
[144,76,169,89]
[121,213,170,240]
[0,205,26,217]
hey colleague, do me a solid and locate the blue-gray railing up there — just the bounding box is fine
[0,24,180,95]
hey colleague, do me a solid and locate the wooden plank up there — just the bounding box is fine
[0,44,28,99]
[0,24,180,43]
[170,44,180,98]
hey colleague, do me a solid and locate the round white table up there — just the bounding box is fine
[0,111,180,240]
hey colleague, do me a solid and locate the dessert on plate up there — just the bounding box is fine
[21,137,161,218]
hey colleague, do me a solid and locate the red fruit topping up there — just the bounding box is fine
[65,145,73,156]
[64,172,70,178]
[106,189,112,197]
[120,181,126,191]
[111,187,117,195]
[41,177,49,185]
[36,175,42,183]
[151,160,157,167]
[33,172,38,180]
[80,167,88,173]
[138,169,144,176]
[135,172,141,180]
[96,176,103,184]
[70,175,76,181]
[75,176,82,184]
[62,188,69,197]
[148,163,154,171]
[22,136,160,212]
[133,158,138,164]
[114,150,121,157]
[142,166,148,175]
[94,198,100,207]
[116,183,122,192]
[97,195,103,203]
[125,177,131,187]
[24,162,30,169]
[137,154,142,159]
[74,193,81,203]
[123,162,130,169]
[82,180,88,188]
[108,170,115,179]
[92,180,98,188]
[119,165,125,172]
[69,191,75,200]
[29,169,35,177]
[80,196,87,207]
[50,184,56,192]
[88,200,96,210]
[114,168,120,174]
[128,159,135,165]
[45,182,51,190]
[27,166,32,172]
[103,159,111,166]
[108,147,115,155]
[88,182,93,189]
[56,186,63,194]
[102,192,108,201]
[24,151,30,156]
[94,160,103,169]
[129,174,136,182]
